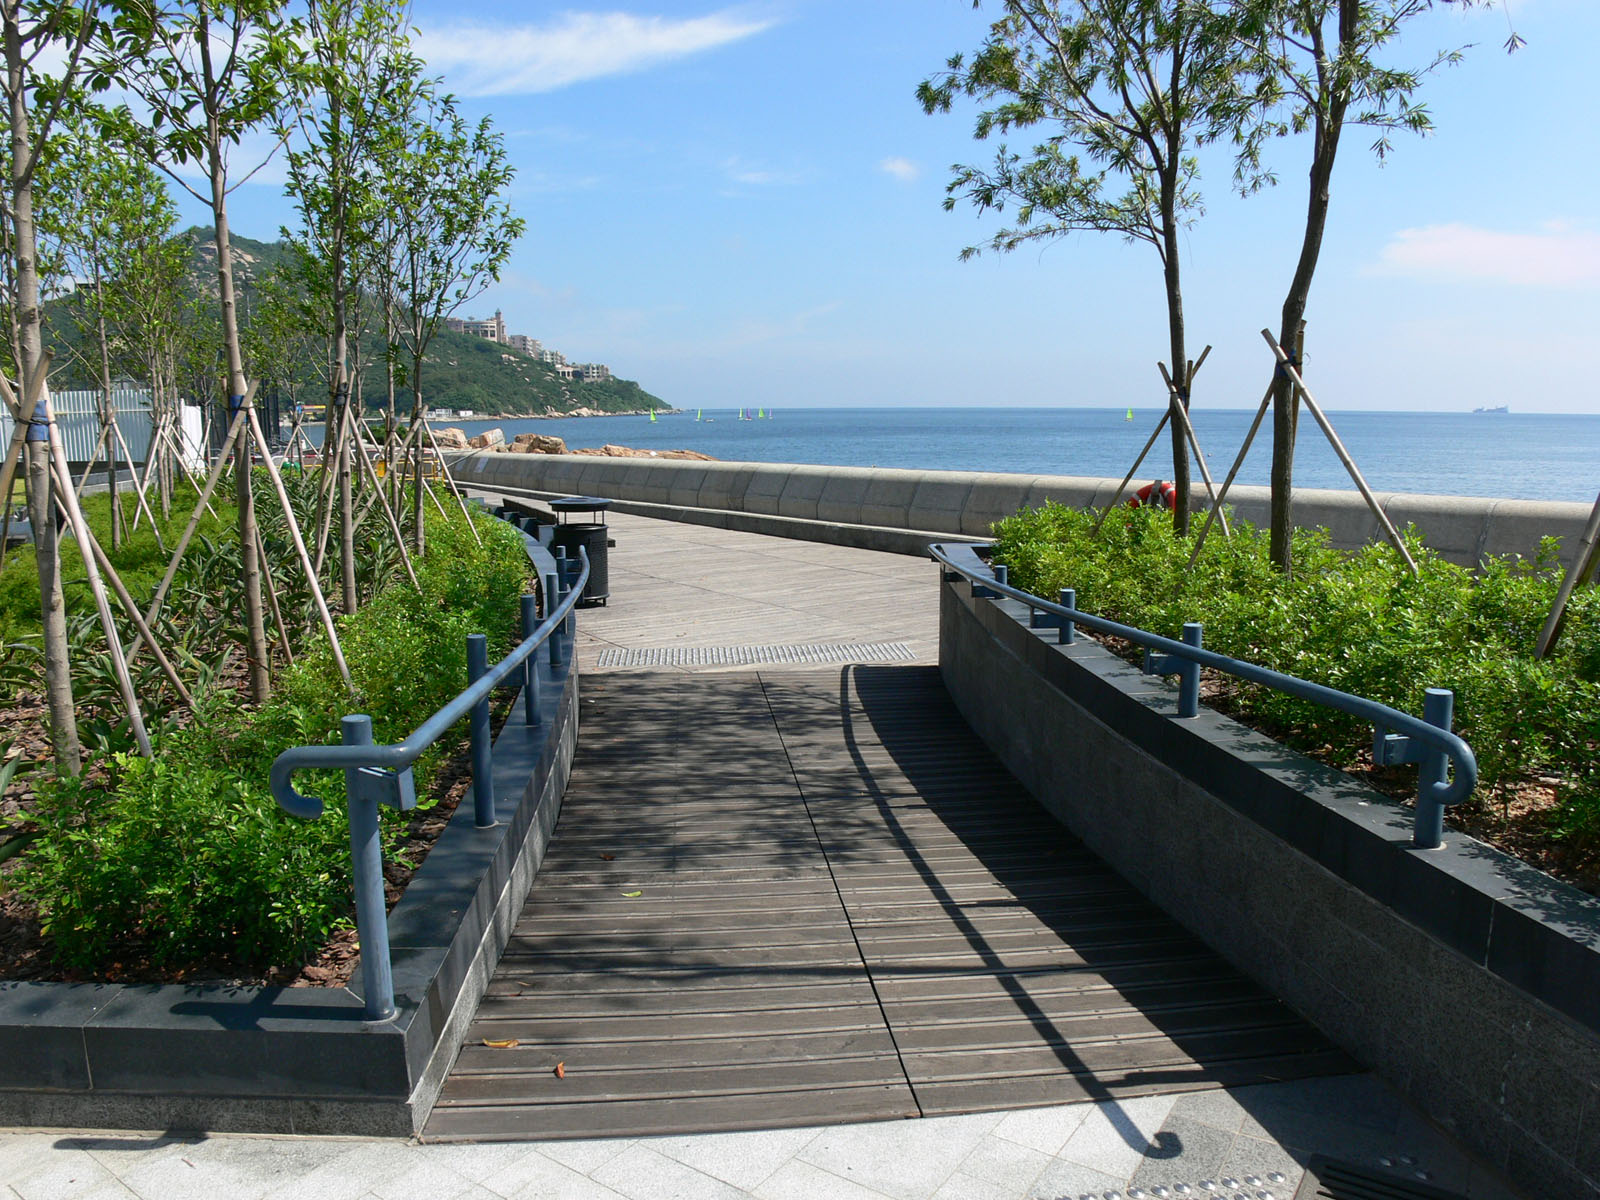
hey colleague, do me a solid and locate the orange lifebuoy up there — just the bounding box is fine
[1128,480,1177,511]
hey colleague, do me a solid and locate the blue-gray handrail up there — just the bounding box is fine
[270,517,588,1022]
[930,541,1477,849]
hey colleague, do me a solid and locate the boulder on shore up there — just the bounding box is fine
[571,444,715,461]
[511,432,567,454]
[468,428,505,450]
[433,426,470,450]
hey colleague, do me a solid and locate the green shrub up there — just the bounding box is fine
[12,507,533,971]
[992,503,1600,851]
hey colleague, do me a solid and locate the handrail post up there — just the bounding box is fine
[993,563,1008,589]
[1414,687,1454,850]
[467,633,496,827]
[1059,588,1076,644]
[546,571,563,669]
[521,593,541,726]
[1178,623,1203,718]
[342,715,396,1023]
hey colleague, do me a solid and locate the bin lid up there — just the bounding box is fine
[551,496,613,513]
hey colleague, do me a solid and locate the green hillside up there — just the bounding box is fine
[45,226,668,418]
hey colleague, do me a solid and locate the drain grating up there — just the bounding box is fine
[594,641,916,669]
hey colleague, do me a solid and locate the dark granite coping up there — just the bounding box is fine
[0,517,580,1134]
[967,583,1600,1041]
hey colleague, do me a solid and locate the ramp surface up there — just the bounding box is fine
[425,667,1350,1141]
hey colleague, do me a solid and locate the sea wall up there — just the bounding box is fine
[939,563,1600,1198]
[452,452,1594,566]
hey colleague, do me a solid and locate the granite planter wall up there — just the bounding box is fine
[939,572,1600,1199]
[0,526,578,1137]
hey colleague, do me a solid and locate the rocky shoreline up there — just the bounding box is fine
[434,426,714,461]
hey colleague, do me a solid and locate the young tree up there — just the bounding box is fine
[1235,0,1507,571]
[106,0,300,699]
[50,115,174,549]
[1,0,105,772]
[384,79,522,554]
[281,0,410,614]
[921,0,1256,533]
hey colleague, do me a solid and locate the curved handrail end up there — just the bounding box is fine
[270,759,326,821]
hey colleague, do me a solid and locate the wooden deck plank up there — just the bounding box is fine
[425,665,1349,1142]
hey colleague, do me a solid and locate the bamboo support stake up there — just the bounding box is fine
[421,418,481,542]
[1093,410,1171,534]
[347,417,420,590]
[1534,489,1600,659]
[141,399,252,633]
[246,405,352,691]
[1261,329,1418,576]
[74,422,112,494]
[55,466,195,708]
[45,422,154,757]
[0,364,50,522]
[1188,378,1277,566]
[1158,359,1231,539]
[254,523,295,667]
[110,419,166,551]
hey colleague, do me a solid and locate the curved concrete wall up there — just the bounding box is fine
[455,452,1595,566]
[940,575,1600,1198]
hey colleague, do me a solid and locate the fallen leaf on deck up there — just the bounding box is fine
[482,1038,520,1049]
[621,890,642,898]
[554,1062,566,1079]
[600,854,615,861]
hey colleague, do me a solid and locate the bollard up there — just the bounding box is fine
[1414,688,1455,850]
[521,594,541,726]
[467,634,496,827]
[341,715,396,1022]
[1178,623,1202,718]
[1059,588,1076,645]
[1142,621,1202,718]
[546,571,563,669]
[994,564,1008,589]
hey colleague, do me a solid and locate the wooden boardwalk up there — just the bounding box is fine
[425,665,1350,1141]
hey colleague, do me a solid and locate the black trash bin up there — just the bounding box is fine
[550,496,612,606]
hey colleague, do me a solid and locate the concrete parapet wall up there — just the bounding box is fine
[456,452,1592,565]
[939,577,1600,1198]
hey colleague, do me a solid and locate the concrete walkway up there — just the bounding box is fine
[0,512,1524,1199]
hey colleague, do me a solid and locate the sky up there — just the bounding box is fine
[181,0,1600,414]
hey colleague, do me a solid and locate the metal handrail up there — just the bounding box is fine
[270,521,589,1022]
[930,541,1477,850]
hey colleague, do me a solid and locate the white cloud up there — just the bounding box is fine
[722,155,805,187]
[879,156,919,182]
[1371,222,1600,288]
[416,8,776,97]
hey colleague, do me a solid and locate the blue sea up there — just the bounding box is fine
[429,407,1595,504]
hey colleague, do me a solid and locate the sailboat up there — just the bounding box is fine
[757,407,765,419]
[696,407,702,421]
[1125,407,1133,422]
[649,407,657,423]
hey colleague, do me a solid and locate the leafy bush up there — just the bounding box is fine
[993,503,1600,853]
[12,508,533,971]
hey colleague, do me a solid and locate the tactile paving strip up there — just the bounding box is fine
[594,641,916,669]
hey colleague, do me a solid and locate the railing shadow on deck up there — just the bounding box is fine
[810,661,1341,1156]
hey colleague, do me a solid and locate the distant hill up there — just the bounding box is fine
[46,226,668,418]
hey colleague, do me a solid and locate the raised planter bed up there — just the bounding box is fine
[938,569,1600,1199]
[0,525,579,1137]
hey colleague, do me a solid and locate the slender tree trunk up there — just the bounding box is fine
[209,141,272,700]
[95,295,121,551]
[1160,199,1189,537]
[410,365,424,555]
[1268,2,1355,573]
[5,17,79,770]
